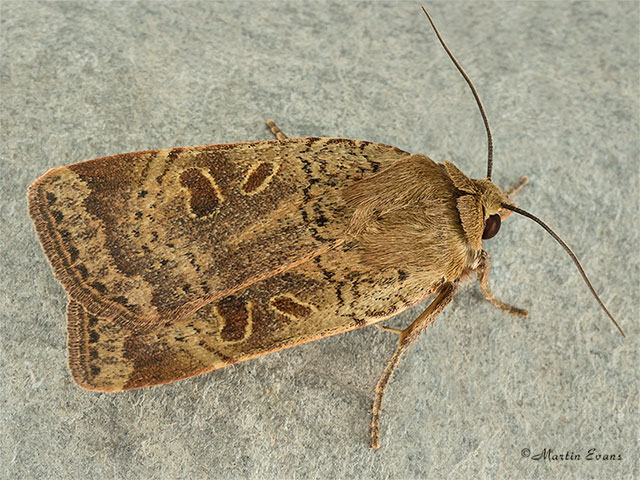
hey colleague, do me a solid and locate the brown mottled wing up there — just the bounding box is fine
[66,240,440,392]
[28,138,410,331]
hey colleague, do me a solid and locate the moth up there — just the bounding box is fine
[27,7,623,449]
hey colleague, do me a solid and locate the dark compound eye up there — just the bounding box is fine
[482,214,501,240]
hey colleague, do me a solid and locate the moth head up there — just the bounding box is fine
[444,161,508,243]
[422,6,623,337]
[475,178,509,240]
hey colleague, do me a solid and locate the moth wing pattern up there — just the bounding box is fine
[31,134,487,392]
[66,239,442,392]
[28,138,410,332]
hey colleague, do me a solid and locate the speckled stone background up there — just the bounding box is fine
[1,1,638,479]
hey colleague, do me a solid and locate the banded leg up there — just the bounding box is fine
[370,282,457,449]
[374,324,403,335]
[265,119,288,140]
[476,251,528,317]
[504,176,529,197]
[501,176,530,221]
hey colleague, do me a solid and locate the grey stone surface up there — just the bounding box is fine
[1,1,638,478]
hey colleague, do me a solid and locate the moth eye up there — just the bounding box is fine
[482,214,501,240]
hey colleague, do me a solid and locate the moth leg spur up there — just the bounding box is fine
[265,119,288,140]
[374,324,403,335]
[370,282,457,449]
[504,176,529,197]
[476,251,528,317]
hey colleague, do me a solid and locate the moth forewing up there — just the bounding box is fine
[27,138,408,333]
[65,235,440,392]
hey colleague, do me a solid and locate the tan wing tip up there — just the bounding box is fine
[28,175,162,334]
[66,300,124,392]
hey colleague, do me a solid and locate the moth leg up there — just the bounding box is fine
[265,119,288,140]
[476,250,528,317]
[370,282,457,449]
[500,177,529,221]
[374,324,403,335]
[504,176,529,197]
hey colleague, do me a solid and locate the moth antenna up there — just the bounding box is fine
[420,6,494,180]
[502,204,624,337]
